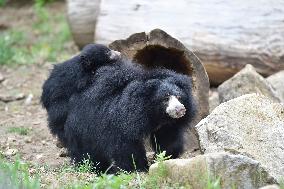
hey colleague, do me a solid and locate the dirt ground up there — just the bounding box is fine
[0,2,73,168]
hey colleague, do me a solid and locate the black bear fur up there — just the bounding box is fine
[41,44,120,145]
[63,59,196,173]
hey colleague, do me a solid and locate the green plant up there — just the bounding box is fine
[206,176,221,189]
[142,151,171,189]
[93,172,134,189]
[0,158,40,189]
[280,179,284,189]
[0,0,6,6]
[7,127,29,135]
[34,0,54,8]
[0,31,25,65]
[75,156,94,173]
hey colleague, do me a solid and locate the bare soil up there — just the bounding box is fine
[0,2,72,168]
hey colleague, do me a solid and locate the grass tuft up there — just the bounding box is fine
[93,172,134,189]
[142,151,171,189]
[7,127,30,135]
[75,156,94,173]
[34,0,54,8]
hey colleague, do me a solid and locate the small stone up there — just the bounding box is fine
[24,137,32,143]
[24,93,33,105]
[58,148,68,157]
[29,168,37,175]
[32,121,40,125]
[56,140,64,148]
[7,136,16,143]
[5,148,18,156]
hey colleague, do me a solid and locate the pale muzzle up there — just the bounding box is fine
[166,96,186,118]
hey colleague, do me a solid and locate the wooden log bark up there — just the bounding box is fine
[95,0,284,85]
[109,29,209,155]
[67,0,101,49]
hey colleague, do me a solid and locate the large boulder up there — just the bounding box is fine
[218,64,279,103]
[149,152,275,189]
[266,70,284,103]
[196,94,284,181]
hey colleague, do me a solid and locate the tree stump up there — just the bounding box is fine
[109,29,209,154]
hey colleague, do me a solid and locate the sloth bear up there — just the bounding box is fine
[41,44,121,145]
[63,58,196,173]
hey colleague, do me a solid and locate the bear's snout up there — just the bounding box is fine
[166,96,186,119]
[108,50,121,61]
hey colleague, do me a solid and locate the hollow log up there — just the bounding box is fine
[109,29,209,155]
[66,0,101,49]
[95,0,284,85]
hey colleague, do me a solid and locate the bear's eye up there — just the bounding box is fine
[164,94,170,101]
[165,93,170,98]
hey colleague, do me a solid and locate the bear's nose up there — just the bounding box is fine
[175,105,186,117]
[109,50,121,61]
[166,96,186,119]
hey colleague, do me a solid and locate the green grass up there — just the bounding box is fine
[0,0,6,6]
[280,180,284,189]
[7,127,30,135]
[0,5,72,66]
[0,158,40,189]
[206,176,221,189]
[143,151,170,188]
[93,172,134,189]
[75,156,95,173]
[34,0,55,7]
[0,151,238,189]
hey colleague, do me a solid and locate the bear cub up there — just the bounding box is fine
[41,44,121,145]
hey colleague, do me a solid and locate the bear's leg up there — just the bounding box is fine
[47,101,68,145]
[107,140,148,173]
[151,126,184,159]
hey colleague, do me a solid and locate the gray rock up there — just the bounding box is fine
[218,64,279,103]
[259,185,280,189]
[149,152,275,189]
[196,94,284,181]
[209,89,220,112]
[267,70,284,102]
